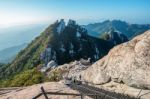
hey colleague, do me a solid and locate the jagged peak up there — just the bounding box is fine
[67,19,76,26]
[111,19,128,24]
[56,19,66,34]
[55,19,88,38]
[56,19,78,34]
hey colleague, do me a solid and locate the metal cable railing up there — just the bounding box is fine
[32,86,101,99]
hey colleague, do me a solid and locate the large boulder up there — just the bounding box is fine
[48,59,91,80]
[82,30,150,89]
[40,60,57,72]
[47,60,58,68]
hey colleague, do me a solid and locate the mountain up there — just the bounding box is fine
[40,19,114,65]
[82,30,150,89]
[85,20,150,39]
[0,43,28,64]
[0,19,114,81]
[0,24,47,51]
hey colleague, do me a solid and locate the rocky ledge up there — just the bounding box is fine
[0,82,90,99]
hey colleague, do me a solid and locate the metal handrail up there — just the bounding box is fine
[32,86,109,99]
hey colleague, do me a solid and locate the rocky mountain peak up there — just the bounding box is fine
[56,19,85,37]
[56,19,66,34]
[67,19,76,27]
[39,19,114,66]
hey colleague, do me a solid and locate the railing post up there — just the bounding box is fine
[81,94,83,99]
[136,89,142,98]
[41,86,48,99]
[102,94,106,99]
[95,94,97,99]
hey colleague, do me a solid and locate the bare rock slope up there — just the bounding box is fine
[82,30,150,89]
[0,82,88,99]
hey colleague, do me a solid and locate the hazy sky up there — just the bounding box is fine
[0,0,150,27]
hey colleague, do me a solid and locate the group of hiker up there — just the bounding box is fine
[64,74,82,85]
[72,75,82,82]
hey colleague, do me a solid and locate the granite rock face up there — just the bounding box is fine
[82,30,150,89]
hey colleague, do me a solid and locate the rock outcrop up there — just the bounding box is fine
[40,60,58,72]
[101,28,128,45]
[48,59,91,80]
[82,30,150,89]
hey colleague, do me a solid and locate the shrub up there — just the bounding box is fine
[49,70,62,81]
[0,68,46,87]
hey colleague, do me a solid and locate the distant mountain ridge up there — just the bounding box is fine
[0,24,47,51]
[85,20,150,39]
[0,43,28,64]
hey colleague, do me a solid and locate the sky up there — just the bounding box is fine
[0,0,150,27]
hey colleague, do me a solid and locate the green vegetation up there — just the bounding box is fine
[0,23,57,80]
[48,68,65,81]
[49,71,62,81]
[0,68,47,87]
[0,22,59,87]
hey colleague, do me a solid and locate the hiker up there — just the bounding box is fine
[79,75,81,81]
[73,76,76,83]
